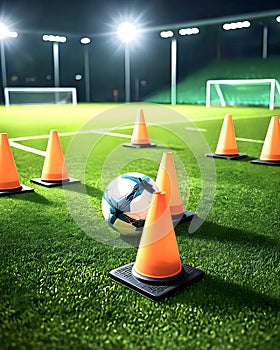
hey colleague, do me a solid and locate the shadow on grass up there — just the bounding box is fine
[13,191,51,205]
[237,155,256,162]
[190,220,280,251]
[172,272,280,310]
[62,183,103,198]
[171,220,280,309]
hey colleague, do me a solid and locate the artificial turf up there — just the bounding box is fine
[0,103,279,349]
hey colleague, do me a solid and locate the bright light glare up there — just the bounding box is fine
[42,34,67,43]
[117,22,137,43]
[0,23,18,39]
[276,16,280,23]
[8,31,18,38]
[223,20,251,30]
[179,27,200,36]
[80,37,91,44]
[160,30,174,39]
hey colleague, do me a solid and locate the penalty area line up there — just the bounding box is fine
[10,129,131,142]
[9,129,131,156]
[9,141,47,156]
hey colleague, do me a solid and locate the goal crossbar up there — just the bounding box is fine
[206,79,280,110]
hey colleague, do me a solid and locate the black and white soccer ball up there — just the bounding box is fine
[102,172,159,236]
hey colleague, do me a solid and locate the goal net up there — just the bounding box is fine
[4,87,77,107]
[206,79,280,110]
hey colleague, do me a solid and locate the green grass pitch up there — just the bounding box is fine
[0,103,279,350]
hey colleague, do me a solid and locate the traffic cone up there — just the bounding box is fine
[123,109,156,148]
[0,133,34,196]
[156,152,195,225]
[251,116,280,166]
[109,191,204,301]
[31,130,80,187]
[132,191,184,282]
[206,114,246,160]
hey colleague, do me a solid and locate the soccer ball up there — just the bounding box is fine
[102,172,159,236]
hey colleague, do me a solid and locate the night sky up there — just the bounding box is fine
[0,0,279,102]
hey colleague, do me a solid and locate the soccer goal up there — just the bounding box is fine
[206,79,280,110]
[4,87,77,107]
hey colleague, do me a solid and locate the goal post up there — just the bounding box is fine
[206,79,280,110]
[4,87,77,107]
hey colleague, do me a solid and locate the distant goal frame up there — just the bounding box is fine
[206,78,280,110]
[4,87,77,107]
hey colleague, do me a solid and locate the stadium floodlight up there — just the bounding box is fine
[0,22,18,89]
[222,20,251,30]
[42,34,67,43]
[160,30,174,39]
[117,22,137,43]
[0,22,18,39]
[160,30,177,105]
[179,27,200,36]
[117,22,137,102]
[42,34,67,87]
[80,37,91,45]
[80,37,92,102]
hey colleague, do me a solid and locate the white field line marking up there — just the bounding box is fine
[185,127,207,132]
[9,130,131,156]
[110,120,189,130]
[193,114,269,122]
[9,129,131,142]
[56,130,131,139]
[236,137,264,143]
[9,141,47,156]
[9,121,194,143]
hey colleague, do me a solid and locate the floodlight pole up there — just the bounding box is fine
[124,43,131,103]
[0,39,7,88]
[160,31,177,105]
[53,42,60,87]
[80,37,92,102]
[262,25,268,59]
[118,22,136,103]
[43,35,66,89]
[84,44,90,102]
[171,38,177,105]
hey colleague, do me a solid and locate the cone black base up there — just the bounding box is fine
[250,159,280,166]
[0,184,34,197]
[206,153,247,160]
[30,177,81,187]
[123,143,156,148]
[109,262,204,301]
[172,210,196,226]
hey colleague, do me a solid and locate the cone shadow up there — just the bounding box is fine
[9,191,51,204]
[171,273,280,310]
[61,183,103,198]
[193,221,279,251]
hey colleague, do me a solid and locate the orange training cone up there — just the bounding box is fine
[109,191,204,301]
[156,152,195,224]
[0,133,34,196]
[132,191,183,282]
[206,114,246,160]
[123,109,156,148]
[31,130,80,187]
[251,116,280,166]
